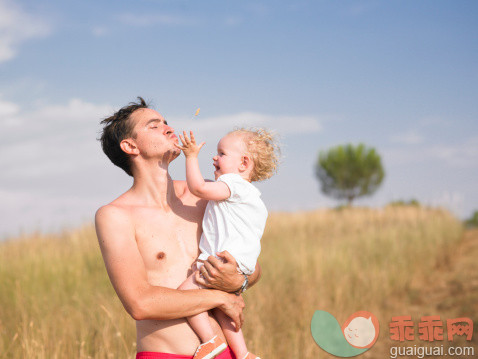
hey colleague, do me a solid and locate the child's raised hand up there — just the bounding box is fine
[175,131,205,157]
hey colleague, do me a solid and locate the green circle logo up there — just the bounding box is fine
[311,310,379,357]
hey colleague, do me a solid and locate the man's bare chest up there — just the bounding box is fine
[132,208,202,286]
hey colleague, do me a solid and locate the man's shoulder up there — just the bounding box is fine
[95,200,133,229]
[173,179,187,191]
[173,179,195,199]
[173,179,214,194]
[95,202,136,248]
[96,189,136,215]
[173,179,209,212]
[96,202,128,216]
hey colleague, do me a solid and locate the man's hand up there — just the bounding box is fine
[195,251,244,292]
[175,131,205,158]
[218,292,245,331]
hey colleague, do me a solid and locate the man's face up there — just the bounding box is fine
[128,108,180,161]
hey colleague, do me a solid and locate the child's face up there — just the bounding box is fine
[213,134,247,180]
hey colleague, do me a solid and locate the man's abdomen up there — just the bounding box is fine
[136,314,225,355]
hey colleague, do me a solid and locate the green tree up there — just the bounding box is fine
[465,210,478,228]
[315,143,385,205]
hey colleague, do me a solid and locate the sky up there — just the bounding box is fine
[1,0,477,238]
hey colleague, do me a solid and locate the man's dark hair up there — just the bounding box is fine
[100,97,149,176]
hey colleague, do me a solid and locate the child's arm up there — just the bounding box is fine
[175,131,231,201]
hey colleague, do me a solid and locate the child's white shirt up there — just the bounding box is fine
[198,173,268,275]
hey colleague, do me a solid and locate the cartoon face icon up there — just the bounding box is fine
[341,311,379,349]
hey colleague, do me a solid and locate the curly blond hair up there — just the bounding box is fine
[229,128,280,182]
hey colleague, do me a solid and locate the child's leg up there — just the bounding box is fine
[213,307,248,359]
[178,270,216,343]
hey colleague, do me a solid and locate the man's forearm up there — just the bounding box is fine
[128,285,245,329]
[129,286,225,321]
[198,253,262,293]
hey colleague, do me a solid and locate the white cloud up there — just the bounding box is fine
[0,0,51,63]
[0,97,20,127]
[427,137,478,167]
[0,97,19,116]
[384,137,478,168]
[390,130,424,145]
[0,188,98,237]
[1,98,111,177]
[27,98,109,124]
[0,97,116,236]
[417,116,451,128]
[169,111,322,139]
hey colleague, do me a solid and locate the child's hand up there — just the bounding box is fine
[175,131,205,158]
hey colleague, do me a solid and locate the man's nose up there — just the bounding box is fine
[165,124,175,133]
[213,155,218,161]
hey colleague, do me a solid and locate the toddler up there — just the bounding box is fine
[175,128,280,359]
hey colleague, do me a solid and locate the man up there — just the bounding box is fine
[95,97,261,358]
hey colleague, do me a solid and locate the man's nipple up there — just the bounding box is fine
[157,252,166,260]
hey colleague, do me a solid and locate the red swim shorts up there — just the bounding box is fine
[136,346,236,359]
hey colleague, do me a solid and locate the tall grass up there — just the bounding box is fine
[0,206,464,358]
[0,226,135,358]
[244,206,464,358]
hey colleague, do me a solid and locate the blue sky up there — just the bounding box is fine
[1,0,477,238]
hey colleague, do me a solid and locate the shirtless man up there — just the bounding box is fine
[95,98,261,358]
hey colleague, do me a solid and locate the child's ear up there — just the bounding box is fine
[120,139,139,155]
[240,155,252,171]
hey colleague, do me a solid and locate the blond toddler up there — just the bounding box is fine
[175,128,280,359]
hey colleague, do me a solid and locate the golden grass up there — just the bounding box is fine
[243,206,465,358]
[0,226,135,359]
[0,206,464,358]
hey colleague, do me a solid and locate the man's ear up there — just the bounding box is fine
[120,139,139,155]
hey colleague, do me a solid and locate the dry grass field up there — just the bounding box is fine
[0,206,475,359]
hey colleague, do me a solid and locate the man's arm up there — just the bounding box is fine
[95,205,245,329]
[196,251,262,292]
